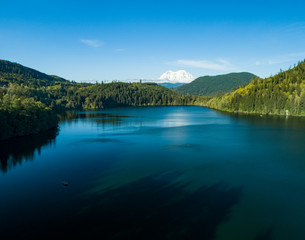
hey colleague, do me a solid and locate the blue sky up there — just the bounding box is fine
[1,0,305,82]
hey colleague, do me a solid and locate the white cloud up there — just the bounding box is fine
[285,22,305,35]
[268,59,282,65]
[268,52,305,65]
[115,48,125,52]
[168,58,234,71]
[80,39,103,48]
[252,52,305,67]
[267,56,293,65]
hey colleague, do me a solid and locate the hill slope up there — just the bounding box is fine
[0,60,67,87]
[174,72,256,96]
[205,61,305,116]
[0,60,197,139]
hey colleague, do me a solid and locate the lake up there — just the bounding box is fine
[1,106,305,239]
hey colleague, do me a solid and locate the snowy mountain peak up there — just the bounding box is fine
[159,70,195,83]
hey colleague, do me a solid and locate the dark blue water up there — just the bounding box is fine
[1,106,305,239]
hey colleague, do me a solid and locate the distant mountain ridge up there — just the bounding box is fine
[174,72,256,96]
[159,70,195,83]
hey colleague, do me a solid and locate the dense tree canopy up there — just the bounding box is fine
[0,60,67,87]
[174,72,256,96]
[0,60,197,140]
[204,61,305,116]
[2,58,305,140]
[0,91,58,140]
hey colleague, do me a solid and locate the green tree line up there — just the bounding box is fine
[174,72,256,96]
[0,86,58,140]
[204,61,305,116]
[0,60,197,140]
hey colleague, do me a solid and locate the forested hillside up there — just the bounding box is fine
[2,81,196,111]
[0,60,67,87]
[0,96,58,140]
[205,61,305,116]
[0,60,197,140]
[174,72,256,96]
[3,58,305,140]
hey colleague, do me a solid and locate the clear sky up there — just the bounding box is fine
[1,0,305,82]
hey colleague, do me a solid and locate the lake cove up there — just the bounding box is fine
[1,106,305,239]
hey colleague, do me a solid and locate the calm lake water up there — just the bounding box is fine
[1,106,305,239]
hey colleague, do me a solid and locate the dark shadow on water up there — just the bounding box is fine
[70,138,122,145]
[253,228,274,240]
[6,171,243,240]
[163,143,202,151]
[0,128,58,173]
[59,111,140,126]
[218,111,305,130]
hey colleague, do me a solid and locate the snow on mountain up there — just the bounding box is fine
[159,70,195,83]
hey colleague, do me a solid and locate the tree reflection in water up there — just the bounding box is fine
[0,128,58,173]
